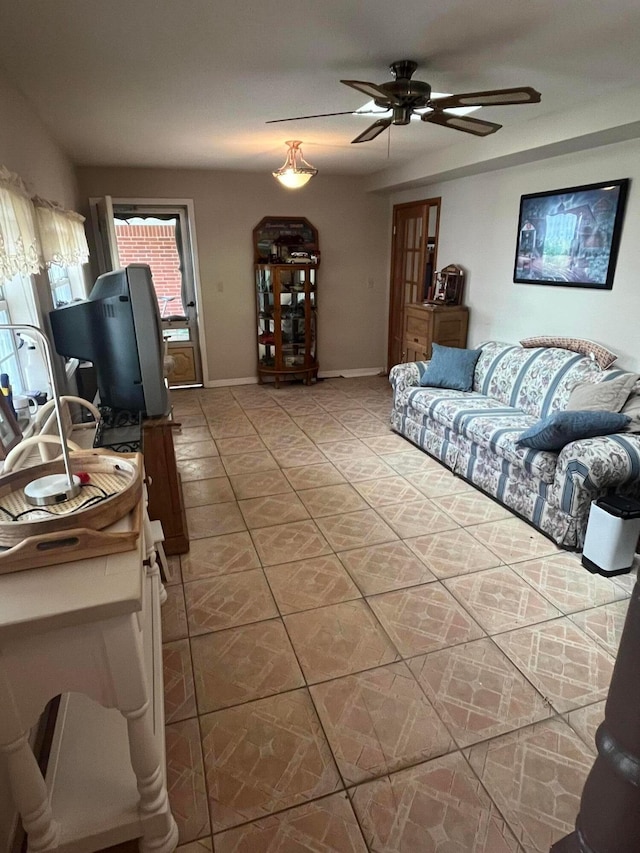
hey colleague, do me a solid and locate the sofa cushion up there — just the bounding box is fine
[516,410,631,451]
[406,387,559,483]
[419,343,482,392]
[566,372,639,412]
[473,342,608,418]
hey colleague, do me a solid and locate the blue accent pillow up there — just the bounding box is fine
[419,343,482,392]
[516,410,631,451]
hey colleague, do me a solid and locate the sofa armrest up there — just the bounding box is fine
[389,361,428,394]
[555,432,640,517]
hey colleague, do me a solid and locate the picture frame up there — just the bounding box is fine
[513,178,629,289]
[0,393,22,459]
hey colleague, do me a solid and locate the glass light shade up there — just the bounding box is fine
[273,140,318,189]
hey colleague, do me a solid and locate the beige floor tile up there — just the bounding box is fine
[320,439,377,462]
[176,838,212,853]
[208,418,257,439]
[200,690,341,831]
[611,565,637,596]
[408,637,551,748]
[162,584,188,641]
[332,456,397,483]
[214,793,367,853]
[310,662,454,785]
[180,532,260,581]
[510,552,627,613]
[494,617,615,713]
[284,600,399,683]
[261,430,315,451]
[337,541,436,595]
[568,599,629,656]
[283,462,346,490]
[165,717,211,843]
[297,483,370,517]
[175,413,207,428]
[182,477,235,508]
[238,492,309,528]
[186,501,246,539]
[265,554,361,614]
[467,517,560,563]
[375,499,459,540]
[184,569,278,636]
[163,639,197,723]
[251,519,332,566]
[221,450,279,476]
[383,450,441,476]
[229,469,292,500]
[404,467,476,498]
[173,425,214,446]
[335,411,392,437]
[215,435,266,455]
[362,433,413,455]
[175,440,218,461]
[191,618,304,712]
[269,445,328,468]
[368,583,484,657]
[405,528,502,579]
[350,751,521,853]
[353,475,424,507]
[466,719,593,853]
[179,457,226,482]
[565,700,604,752]
[445,566,562,634]
[316,509,398,551]
[166,554,183,586]
[434,490,512,526]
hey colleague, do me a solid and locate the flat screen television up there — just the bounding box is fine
[50,264,169,417]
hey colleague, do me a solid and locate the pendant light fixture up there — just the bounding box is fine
[273,140,318,189]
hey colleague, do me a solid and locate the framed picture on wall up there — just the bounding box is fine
[513,178,629,289]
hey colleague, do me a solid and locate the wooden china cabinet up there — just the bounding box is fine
[253,217,319,387]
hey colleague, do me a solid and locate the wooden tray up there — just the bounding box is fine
[0,450,143,573]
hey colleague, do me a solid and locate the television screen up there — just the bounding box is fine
[50,264,169,417]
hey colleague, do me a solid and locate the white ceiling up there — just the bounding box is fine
[2,0,640,178]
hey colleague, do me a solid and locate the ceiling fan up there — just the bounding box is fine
[267,60,541,144]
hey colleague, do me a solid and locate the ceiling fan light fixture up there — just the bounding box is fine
[273,140,318,189]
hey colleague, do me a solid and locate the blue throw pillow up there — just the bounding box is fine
[516,410,631,451]
[419,343,482,392]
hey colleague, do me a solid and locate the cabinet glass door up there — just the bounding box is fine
[256,266,275,369]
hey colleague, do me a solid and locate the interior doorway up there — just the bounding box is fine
[387,198,440,372]
[89,197,205,387]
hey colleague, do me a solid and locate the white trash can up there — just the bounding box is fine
[582,495,640,576]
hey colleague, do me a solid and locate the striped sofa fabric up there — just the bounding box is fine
[389,341,640,549]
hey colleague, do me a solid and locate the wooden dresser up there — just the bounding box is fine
[403,303,469,363]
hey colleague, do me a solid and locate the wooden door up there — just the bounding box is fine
[387,199,440,372]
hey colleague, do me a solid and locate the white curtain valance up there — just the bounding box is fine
[33,196,89,268]
[0,166,41,283]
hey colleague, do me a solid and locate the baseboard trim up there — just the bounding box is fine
[204,368,385,388]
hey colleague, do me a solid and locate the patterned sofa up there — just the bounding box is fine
[389,341,640,549]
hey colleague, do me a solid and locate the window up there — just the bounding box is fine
[0,284,24,391]
[48,264,86,308]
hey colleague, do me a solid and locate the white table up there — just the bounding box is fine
[0,507,178,853]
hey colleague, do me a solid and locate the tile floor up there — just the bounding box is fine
[161,376,634,853]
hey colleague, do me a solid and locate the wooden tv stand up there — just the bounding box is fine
[142,415,189,556]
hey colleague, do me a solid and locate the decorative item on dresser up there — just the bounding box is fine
[253,217,319,386]
[403,303,469,364]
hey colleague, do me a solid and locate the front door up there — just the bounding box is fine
[387,198,440,372]
[89,197,205,387]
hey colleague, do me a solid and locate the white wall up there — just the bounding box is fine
[76,167,391,383]
[392,137,640,371]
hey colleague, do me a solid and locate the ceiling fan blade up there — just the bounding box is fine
[423,111,502,136]
[266,110,373,124]
[431,87,541,110]
[340,79,400,106]
[351,118,392,144]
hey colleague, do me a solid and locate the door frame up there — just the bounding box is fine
[90,196,209,387]
[386,197,441,373]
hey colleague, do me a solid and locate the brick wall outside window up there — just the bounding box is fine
[114,223,185,315]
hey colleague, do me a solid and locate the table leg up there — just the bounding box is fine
[0,731,58,852]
